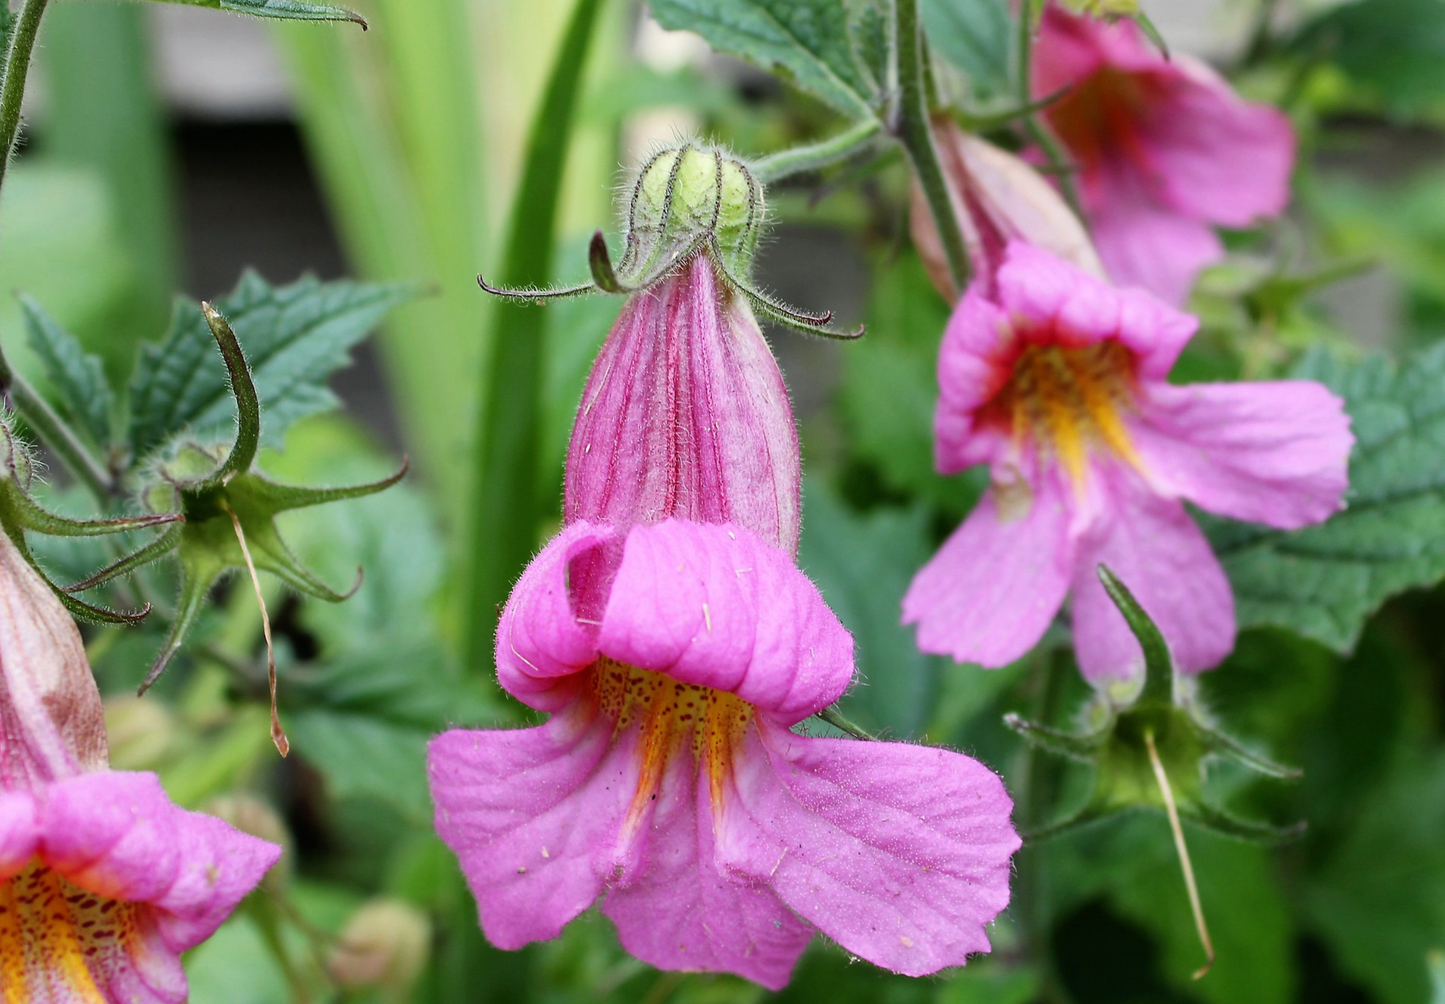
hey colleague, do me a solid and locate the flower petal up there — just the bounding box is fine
[602,743,813,991]
[717,720,1018,977]
[597,520,854,722]
[38,771,281,950]
[1136,380,1352,528]
[935,289,1016,473]
[904,474,1074,667]
[1089,179,1224,307]
[1071,468,1235,680]
[0,790,38,879]
[428,705,645,949]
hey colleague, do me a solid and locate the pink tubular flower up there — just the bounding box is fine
[566,253,800,554]
[0,531,279,1002]
[903,242,1352,682]
[1033,4,1296,304]
[912,117,1105,301]
[429,519,1019,989]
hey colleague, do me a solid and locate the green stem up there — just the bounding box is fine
[815,704,878,741]
[0,0,50,195]
[463,0,603,677]
[893,0,970,292]
[0,346,114,499]
[752,119,884,183]
[1016,0,1083,217]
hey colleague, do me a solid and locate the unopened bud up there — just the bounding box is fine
[624,141,764,283]
[103,695,177,771]
[912,119,1105,300]
[328,899,431,995]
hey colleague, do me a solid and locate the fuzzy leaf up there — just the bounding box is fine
[648,0,878,116]
[1208,344,1445,652]
[18,295,114,447]
[149,0,365,27]
[128,272,417,458]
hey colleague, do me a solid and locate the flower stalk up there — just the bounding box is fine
[752,119,884,184]
[0,0,49,198]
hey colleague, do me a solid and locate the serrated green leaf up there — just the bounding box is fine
[1291,0,1445,119]
[648,0,877,116]
[18,295,114,447]
[150,0,365,27]
[1208,344,1445,652]
[921,0,1012,95]
[798,482,940,736]
[128,272,417,458]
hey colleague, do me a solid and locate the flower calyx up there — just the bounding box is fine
[65,302,406,693]
[477,139,862,339]
[0,415,179,624]
[1007,564,1305,845]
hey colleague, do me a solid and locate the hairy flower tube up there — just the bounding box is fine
[0,529,279,1001]
[429,519,1019,989]
[903,242,1352,682]
[566,252,800,553]
[1033,3,1295,304]
[911,118,1104,301]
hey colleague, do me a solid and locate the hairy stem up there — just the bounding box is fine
[894,0,970,291]
[0,343,114,499]
[0,0,50,195]
[752,119,883,184]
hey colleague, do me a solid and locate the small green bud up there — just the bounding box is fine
[624,141,764,284]
[328,899,431,997]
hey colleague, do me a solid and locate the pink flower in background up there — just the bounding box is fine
[903,242,1351,683]
[0,531,279,1002]
[1033,4,1296,304]
[913,117,1105,301]
[566,253,801,554]
[429,519,1019,989]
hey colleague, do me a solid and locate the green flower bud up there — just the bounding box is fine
[623,141,764,284]
[328,899,431,997]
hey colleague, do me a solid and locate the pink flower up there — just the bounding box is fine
[903,242,1352,682]
[912,117,1105,301]
[0,531,279,1002]
[429,519,1019,989]
[566,253,801,554]
[1033,4,1296,304]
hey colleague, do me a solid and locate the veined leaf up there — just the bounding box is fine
[150,0,366,27]
[19,295,114,447]
[1208,344,1445,652]
[648,0,879,116]
[128,272,418,458]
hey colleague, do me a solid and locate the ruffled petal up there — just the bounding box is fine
[1071,469,1235,681]
[597,520,854,722]
[1136,381,1352,528]
[935,288,1018,473]
[428,704,644,949]
[602,741,813,991]
[38,772,281,951]
[717,720,1018,977]
[904,473,1074,667]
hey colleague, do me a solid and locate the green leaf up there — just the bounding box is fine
[18,295,113,447]
[647,0,878,116]
[798,482,940,736]
[150,0,366,27]
[286,645,490,821]
[921,0,1012,95]
[128,272,417,459]
[1292,0,1445,119]
[1302,752,1445,1004]
[1208,344,1445,652]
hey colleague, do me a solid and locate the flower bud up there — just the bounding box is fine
[103,694,177,771]
[911,119,1104,300]
[328,899,431,996]
[0,530,107,790]
[623,141,764,284]
[564,252,801,554]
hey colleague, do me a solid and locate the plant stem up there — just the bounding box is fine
[0,0,50,196]
[0,345,114,499]
[1015,0,1084,217]
[815,704,877,740]
[893,0,970,292]
[752,119,883,184]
